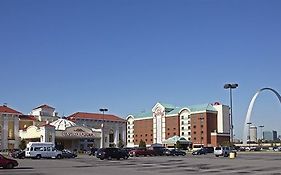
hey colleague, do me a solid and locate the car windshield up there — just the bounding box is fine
[215,147,221,150]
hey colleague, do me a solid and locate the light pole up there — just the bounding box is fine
[99,108,108,148]
[247,122,252,148]
[199,117,204,147]
[224,83,238,144]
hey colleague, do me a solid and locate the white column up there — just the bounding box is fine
[114,124,119,146]
[100,124,104,148]
[122,124,126,146]
[14,116,19,149]
[3,116,8,149]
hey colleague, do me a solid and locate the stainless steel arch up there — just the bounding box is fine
[243,88,281,144]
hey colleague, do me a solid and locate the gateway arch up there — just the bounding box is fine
[243,88,281,144]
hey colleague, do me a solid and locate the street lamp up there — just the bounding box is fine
[247,122,252,147]
[99,108,108,148]
[224,83,238,144]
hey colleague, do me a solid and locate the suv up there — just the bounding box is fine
[214,146,230,157]
[96,148,129,160]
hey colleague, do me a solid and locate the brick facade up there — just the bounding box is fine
[133,119,153,145]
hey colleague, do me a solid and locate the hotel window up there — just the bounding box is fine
[181,121,184,125]
[194,137,196,140]
[128,140,130,143]
[173,132,176,135]
[181,116,184,119]
[193,125,196,129]
[201,131,204,134]
[188,132,191,135]
[167,128,170,130]
[174,128,176,130]
[151,139,153,141]
[168,133,170,136]
[182,127,184,130]
[194,131,196,134]
[128,135,130,138]
[145,134,147,136]
[188,116,190,119]
[188,126,191,130]
[182,132,184,136]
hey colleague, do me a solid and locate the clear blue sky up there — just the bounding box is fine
[1,0,281,139]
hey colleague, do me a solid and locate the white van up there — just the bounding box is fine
[25,142,62,159]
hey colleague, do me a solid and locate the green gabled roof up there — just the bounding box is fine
[188,103,217,112]
[165,107,183,115]
[132,111,153,119]
[159,102,175,109]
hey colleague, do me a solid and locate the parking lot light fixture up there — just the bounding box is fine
[224,83,238,144]
[99,108,108,148]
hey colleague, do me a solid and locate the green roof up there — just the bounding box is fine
[188,103,217,112]
[131,111,153,119]
[163,136,191,144]
[129,103,217,119]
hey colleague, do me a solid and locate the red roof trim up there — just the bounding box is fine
[0,106,22,115]
[33,104,55,110]
[66,112,125,122]
[19,115,37,121]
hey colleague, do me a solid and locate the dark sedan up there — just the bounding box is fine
[192,148,207,155]
[164,149,186,156]
[96,148,129,160]
[62,149,77,158]
[0,154,18,169]
[11,150,25,159]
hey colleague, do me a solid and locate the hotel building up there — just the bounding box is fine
[126,102,230,148]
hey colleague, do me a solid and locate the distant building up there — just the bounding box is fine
[67,112,126,148]
[249,126,257,143]
[30,104,59,123]
[263,130,278,141]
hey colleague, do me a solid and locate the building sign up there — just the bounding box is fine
[60,126,97,138]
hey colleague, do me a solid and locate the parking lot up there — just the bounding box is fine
[1,152,281,175]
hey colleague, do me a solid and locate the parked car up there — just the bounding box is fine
[62,149,77,158]
[129,148,155,157]
[214,146,231,157]
[203,147,214,153]
[96,148,129,160]
[0,154,18,169]
[165,149,186,156]
[11,150,25,159]
[192,148,207,155]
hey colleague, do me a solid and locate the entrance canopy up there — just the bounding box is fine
[163,136,192,145]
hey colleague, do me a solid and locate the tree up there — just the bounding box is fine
[19,139,27,150]
[139,139,146,148]
[118,139,124,148]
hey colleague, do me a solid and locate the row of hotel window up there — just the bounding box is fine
[128,125,204,131]
[128,131,204,138]
[128,137,204,143]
